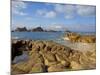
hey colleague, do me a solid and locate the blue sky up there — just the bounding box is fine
[12,1,96,32]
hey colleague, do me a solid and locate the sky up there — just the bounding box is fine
[11,1,96,32]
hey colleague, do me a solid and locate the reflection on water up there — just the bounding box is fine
[13,51,29,64]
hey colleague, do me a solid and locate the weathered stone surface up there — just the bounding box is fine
[48,63,69,72]
[70,61,83,70]
[11,40,96,74]
[29,63,45,73]
[11,62,32,74]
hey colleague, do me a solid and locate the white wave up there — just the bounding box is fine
[63,37,70,40]
[12,36,19,39]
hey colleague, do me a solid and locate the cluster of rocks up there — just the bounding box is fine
[11,40,96,74]
[64,32,96,43]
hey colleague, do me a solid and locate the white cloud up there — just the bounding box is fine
[46,24,68,31]
[36,9,46,15]
[54,25,62,29]
[55,4,75,14]
[54,4,64,13]
[12,1,27,16]
[65,24,96,32]
[36,4,75,19]
[49,25,63,30]
[44,11,56,18]
[13,10,27,16]
[65,15,73,19]
[76,5,96,17]
[36,3,95,20]
[54,4,75,19]
[54,4,96,18]
[36,9,56,18]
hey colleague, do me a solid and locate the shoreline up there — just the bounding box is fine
[12,39,96,51]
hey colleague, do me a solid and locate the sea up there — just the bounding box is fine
[11,31,95,42]
[11,31,95,47]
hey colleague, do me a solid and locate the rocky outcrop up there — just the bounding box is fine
[64,32,96,43]
[32,27,44,32]
[11,40,96,74]
[15,27,27,32]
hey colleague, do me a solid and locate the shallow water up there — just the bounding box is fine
[13,51,29,64]
[11,32,95,46]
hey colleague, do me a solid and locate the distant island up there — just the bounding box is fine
[11,27,70,32]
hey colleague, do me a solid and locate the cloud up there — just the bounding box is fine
[76,5,96,17]
[13,10,27,16]
[36,3,95,19]
[48,25,63,31]
[12,1,27,16]
[66,24,96,32]
[54,4,75,19]
[65,15,73,19]
[44,11,56,18]
[36,9,56,18]
[36,9,46,15]
[45,24,68,31]
[54,4,96,18]
[54,4,64,13]
[54,4,75,14]
[36,4,75,19]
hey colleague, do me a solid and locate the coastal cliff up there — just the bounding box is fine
[11,40,96,74]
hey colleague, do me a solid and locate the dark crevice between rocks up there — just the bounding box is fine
[44,66,48,72]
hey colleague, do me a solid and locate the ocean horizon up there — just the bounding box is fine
[11,31,95,40]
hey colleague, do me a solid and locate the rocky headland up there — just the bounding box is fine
[63,32,96,43]
[11,39,96,74]
[12,27,58,32]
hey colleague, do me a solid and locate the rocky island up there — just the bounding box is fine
[11,38,96,74]
[63,32,96,43]
[12,27,58,32]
